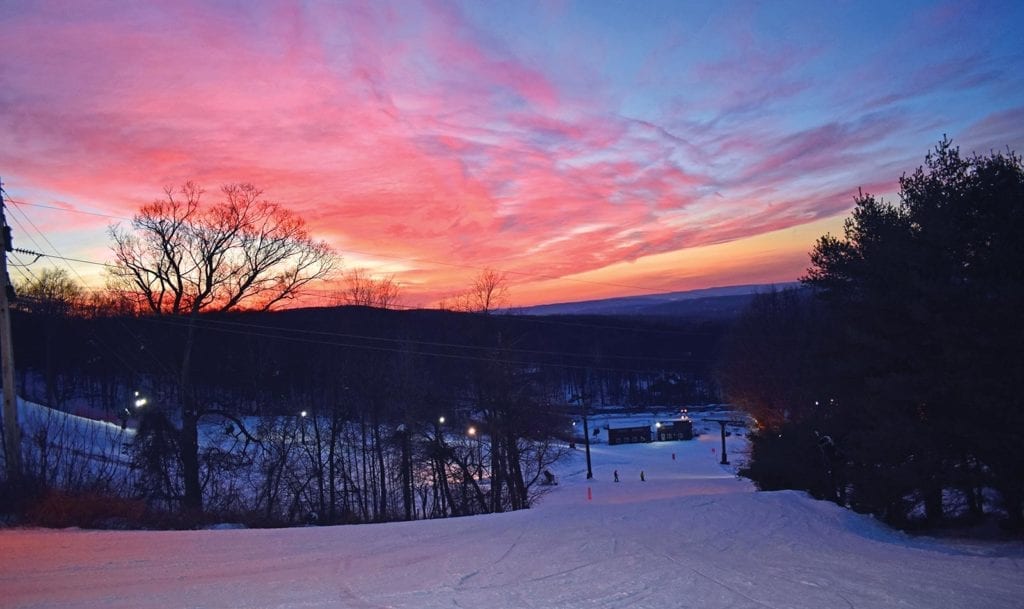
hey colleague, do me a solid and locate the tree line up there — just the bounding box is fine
[7,301,719,527]
[719,139,1024,530]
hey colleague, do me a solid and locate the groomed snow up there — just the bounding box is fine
[2,425,1021,609]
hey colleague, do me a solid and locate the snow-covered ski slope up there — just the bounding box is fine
[3,421,1022,609]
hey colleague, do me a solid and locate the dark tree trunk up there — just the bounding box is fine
[401,429,413,521]
[373,419,387,521]
[179,314,203,512]
[328,409,339,523]
[506,430,528,509]
[180,404,202,511]
[490,432,504,513]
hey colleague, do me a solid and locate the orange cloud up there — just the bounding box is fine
[2,1,1021,308]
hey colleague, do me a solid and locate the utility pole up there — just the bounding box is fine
[0,177,21,480]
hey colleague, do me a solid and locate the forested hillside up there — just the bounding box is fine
[9,303,727,525]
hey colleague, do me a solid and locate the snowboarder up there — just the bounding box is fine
[640,470,646,482]
[613,469,619,482]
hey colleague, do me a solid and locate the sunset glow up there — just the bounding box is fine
[2,1,1022,307]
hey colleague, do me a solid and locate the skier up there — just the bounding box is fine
[119,406,131,431]
[613,469,619,482]
[640,470,646,482]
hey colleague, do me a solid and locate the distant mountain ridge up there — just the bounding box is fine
[517,282,801,318]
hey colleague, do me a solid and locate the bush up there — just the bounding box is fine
[27,489,147,529]
[740,422,839,503]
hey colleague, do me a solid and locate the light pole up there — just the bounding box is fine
[434,415,450,516]
[468,426,483,480]
[436,416,446,457]
[122,391,147,430]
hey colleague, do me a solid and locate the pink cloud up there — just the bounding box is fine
[2,1,1018,306]
[959,107,1024,153]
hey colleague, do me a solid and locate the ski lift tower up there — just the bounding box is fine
[707,418,746,465]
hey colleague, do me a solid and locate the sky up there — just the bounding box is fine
[2,0,1023,308]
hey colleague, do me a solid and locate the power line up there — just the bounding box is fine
[4,197,737,337]
[11,247,113,268]
[12,278,728,337]
[3,192,174,378]
[3,254,730,340]
[267,286,728,336]
[0,179,25,477]
[4,199,126,221]
[467,308,727,337]
[134,313,709,364]
[4,194,743,348]
[4,257,727,339]
[6,196,676,296]
[8,252,40,284]
[135,314,702,375]
[337,245,672,294]
[8,249,43,266]
[6,202,116,270]
[8,259,36,285]
[4,208,49,262]
[7,269,729,337]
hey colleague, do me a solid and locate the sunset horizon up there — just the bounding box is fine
[3,0,1022,308]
